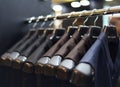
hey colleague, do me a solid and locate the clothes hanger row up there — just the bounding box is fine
[0,9,98,67]
[0,7,120,87]
[26,6,120,23]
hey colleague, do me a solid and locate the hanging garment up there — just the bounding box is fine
[43,26,89,76]
[57,34,91,80]
[70,32,114,87]
[35,26,77,74]
[35,26,90,87]
[9,34,47,87]
[22,32,62,87]
[35,27,78,87]
[35,32,70,74]
[11,29,65,70]
[12,33,47,69]
[1,31,38,67]
[0,30,36,87]
[35,26,97,87]
[22,38,55,87]
[56,26,101,81]
[116,39,120,87]
[0,30,34,65]
[2,30,43,87]
[6,29,64,87]
[102,25,120,87]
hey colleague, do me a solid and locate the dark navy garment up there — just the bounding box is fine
[80,32,114,87]
[22,35,60,87]
[101,34,120,87]
[114,38,120,87]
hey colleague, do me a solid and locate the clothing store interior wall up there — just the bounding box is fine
[0,0,120,87]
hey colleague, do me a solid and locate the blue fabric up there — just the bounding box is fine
[80,32,120,87]
[114,38,120,87]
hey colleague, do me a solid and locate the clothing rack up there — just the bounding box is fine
[26,6,120,23]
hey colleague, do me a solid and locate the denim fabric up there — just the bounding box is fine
[80,32,114,87]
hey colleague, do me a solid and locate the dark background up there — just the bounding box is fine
[0,0,52,55]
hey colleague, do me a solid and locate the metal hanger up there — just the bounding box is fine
[65,12,79,36]
[103,7,119,63]
[103,7,118,41]
[76,10,90,37]
[35,14,76,75]
[86,9,101,39]
[55,10,100,81]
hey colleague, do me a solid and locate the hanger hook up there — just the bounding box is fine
[28,16,36,24]
[40,15,51,28]
[72,18,78,26]
[72,13,81,26]
[32,16,44,28]
[72,10,87,26]
[93,9,99,26]
[83,9,96,26]
[67,12,76,27]
[94,16,99,26]
[49,15,57,27]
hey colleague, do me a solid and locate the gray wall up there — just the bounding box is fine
[0,0,52,55]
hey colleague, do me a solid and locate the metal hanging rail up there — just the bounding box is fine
[26,6,120,23]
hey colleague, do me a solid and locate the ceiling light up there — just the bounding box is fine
[105,0,113,2]
[52,5,63,11]
[80,0,90,6]
[71,2,81,8]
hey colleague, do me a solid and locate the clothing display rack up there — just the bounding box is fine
[26,6,120,23]
[1,5,120,87]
